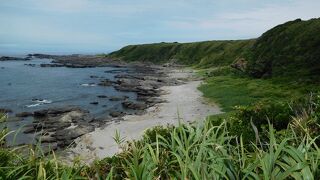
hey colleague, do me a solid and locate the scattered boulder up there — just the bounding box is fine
[109,96,128,101]
[97,95,108,98]
[23,127,37,134]
[98,79,116,86]
[109,111,126,117]
[122,101,147,110]
[40,64,64,67]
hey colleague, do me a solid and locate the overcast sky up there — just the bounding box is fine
[0,0,319,55]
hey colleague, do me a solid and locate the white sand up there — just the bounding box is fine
[66,70,222,163]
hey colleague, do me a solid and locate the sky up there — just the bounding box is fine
[0,0,319,55]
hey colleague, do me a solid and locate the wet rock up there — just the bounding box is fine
[97,95,108,98]
[98,79,116,86]
[24,64,36,67]
[37,135,57,143]
[109,96,128,101]
[68,64,93,68]
[0,108,12,113]
[16,112,33,117]
[40,64,64,67]
[122,101,147,110]
[0,56,30,61]
[23,127,38,134]
[109,111,126,117]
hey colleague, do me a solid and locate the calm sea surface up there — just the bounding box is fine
[0,58,136,145]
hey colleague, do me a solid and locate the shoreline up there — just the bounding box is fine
[65,69,222,163]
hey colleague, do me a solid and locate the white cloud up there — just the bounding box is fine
[166,0,320,38]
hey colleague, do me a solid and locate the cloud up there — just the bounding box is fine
[0,0,319,54]
[166,0,320,38]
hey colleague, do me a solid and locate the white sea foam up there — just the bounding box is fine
[34,99,52,104]
[26,103,41,108]
[81,83,96,87]
[26,99,53,108]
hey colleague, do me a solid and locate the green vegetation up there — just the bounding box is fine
[245,18,320,79]
[1,107,319,179]
[110,18,320,80]
[109,40,254,67]
[2,18,320,179]
[198,66,320,112]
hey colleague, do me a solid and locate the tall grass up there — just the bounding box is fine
[1,107,319,179]
[0,113,89,179]
[91,115,319,179]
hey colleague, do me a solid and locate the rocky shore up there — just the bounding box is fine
[4,54,196,152]
[67,70,221,162]
[0,56,31,61]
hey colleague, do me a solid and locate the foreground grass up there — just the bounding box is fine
[1,107,320,179]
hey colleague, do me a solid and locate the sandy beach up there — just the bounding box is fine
[66,69,222,163]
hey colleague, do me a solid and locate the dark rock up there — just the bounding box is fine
[109,111,125,117]
[90,102,99,105]
[98,79,116,86]
[54,125,95,141]
[64,64,94,68]
[0,56,30,61]
[23,127,37,134]
[16,112,33,117]
[31,54,58,59]
[97,95,108,98]
[40,64,64,67]
[0,108,12,113]
[33,109,48,117]
[24,64,36,67]
[109,96,128,101]
[122,101,147,110]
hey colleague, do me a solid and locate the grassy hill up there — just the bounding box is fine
[109,40,254,68]
[246,18,320,79]
[110,18,320,80]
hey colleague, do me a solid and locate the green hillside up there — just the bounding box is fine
[109,40,254,68]
[110,18,320,80]
[246,18,320,79]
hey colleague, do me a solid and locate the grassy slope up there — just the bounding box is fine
[109,40,255,67]
[246,18,320,79]
[110,18,320,112]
